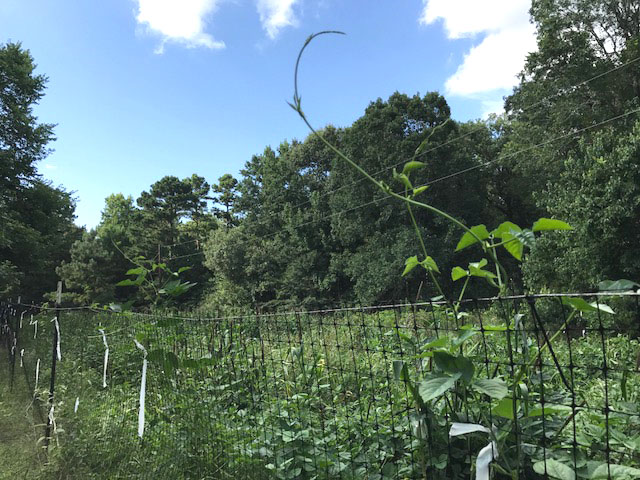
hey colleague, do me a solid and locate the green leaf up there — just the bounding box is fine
[419,373,461,402]
[493,397,519,419]
[528,405,572,417]
[126,267,145,275]
[598,279,640,291]
[116,279,137,286]
[412,185,429,197]
[468,259,497,279]
[533,459,575,480]
[501,232,524,261]
[421,256,440,274]
[148,349,166,363]
[177,266,192,274]
[532,218,572,232]
[452,329,478,347]
[561,297,615,314]
[491,221,522,237]
[434,352,474,384]
[402,256,420,276]
[455,225,490,251]
[472,378,508,399]
[591,464,640,479]
[402,161,426,175]
[422,337,449,350]
[451,266,468,281]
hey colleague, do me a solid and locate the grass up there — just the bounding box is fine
[0,345,45,479]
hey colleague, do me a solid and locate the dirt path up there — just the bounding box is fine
[0,347,45,479]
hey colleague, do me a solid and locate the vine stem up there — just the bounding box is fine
[290,31,483,244]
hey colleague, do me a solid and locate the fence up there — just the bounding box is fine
[1,293,640,479]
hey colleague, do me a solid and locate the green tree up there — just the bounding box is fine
[211,173,239,228]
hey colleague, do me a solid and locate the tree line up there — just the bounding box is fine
[2,0,639,311]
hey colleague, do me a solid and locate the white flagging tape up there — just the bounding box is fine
[31,315,37,339]
[20,311,25,329]
[35,358,40,392]
[74,396,80,413]
[48,404,57,434]
[449,423,498,480]
[53,317,61,361]
[20,349,24,367]
[134,340,147,438]
[475,441,498,480]
[99,329,109,388]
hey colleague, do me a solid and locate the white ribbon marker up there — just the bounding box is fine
[99,329,109,388]
[31,315,37,339]
[20,349,24,367]
[20,311,25,329]
[48,405,57,434]
[449,422,498,480]
[35,358,40,392]
[53,317,61,361]
[134,340,148,438]
[74,396,80,413]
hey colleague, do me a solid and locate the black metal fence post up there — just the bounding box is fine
[44,281,62,450]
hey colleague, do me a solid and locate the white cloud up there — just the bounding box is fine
[44,164,57,170]
[256,0,299,39]
[421,0,537,98]
[134,0,225,53]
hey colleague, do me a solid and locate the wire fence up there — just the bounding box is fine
[1,293,640,479]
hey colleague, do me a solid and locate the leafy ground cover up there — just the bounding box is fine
[4,296,639,479]
[0,345,44,479]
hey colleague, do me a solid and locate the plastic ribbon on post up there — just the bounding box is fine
[35,358,40,392]
[20,311,25,329]
[20,349,24,367]
[31,315,37,339]
[53,317,61,361]
[99,329,109,388]
[449,422,498,480]
[74,396,80,413]
[134,339,148,438]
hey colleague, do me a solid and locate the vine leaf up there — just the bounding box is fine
[456,225,490,251]
[533,459,575,480]
[419,373,461,402]
[531,218,572,232]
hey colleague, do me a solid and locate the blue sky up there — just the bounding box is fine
[0,0,536,228]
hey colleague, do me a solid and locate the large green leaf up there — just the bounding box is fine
[532,218,572,232]
[598,279,640,291]
[501,232,524,261]
[493,397,519,419]
[434,352,474,384]
[419,373,461,402]
[455,225,490,251]
[561,297,615,314]
[491,221,522,237]
[472,378,508,399]
[591,464,640,479]
[533,459,575,480]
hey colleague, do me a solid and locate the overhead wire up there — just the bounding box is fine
[242,54,640,230]
[252,105,640,241]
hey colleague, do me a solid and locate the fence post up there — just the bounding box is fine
[9,301,18,392]
[44,281,62,450]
